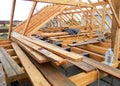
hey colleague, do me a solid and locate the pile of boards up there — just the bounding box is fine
[12,33,120,78]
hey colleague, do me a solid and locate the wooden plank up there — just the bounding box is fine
[78,44,107,55]
[0,64,7,86]
[37,32,69,38]
[108,0,120,28]
[83,57,120,79]
[12,36,67,65]
[11,42,50,86]
[71,47,104,62]
[0,40,11,45]
[31,60,76,86]
[15,41,49,63]
[68,40,99,47]
[68,60,95,72]
[69,70,98,86]
[6,49,16,56]
[0,44,12,49]
[0,47,16,77]
[21,35,83,61]
[8,0,16,38]
[0,47,24,76]
[31,0,92,7]
[22,2,37,34]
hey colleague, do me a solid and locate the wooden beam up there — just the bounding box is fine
[8,0,16,38]
[12,36,67,65]
[107,0,120,28]
[69,70,98,86]
[30,0,92,7]
[83,57,120,79]
[110,0,120,63]
[0,64,7,86]
[71,47,104,62]
[22,2,37,35]
[68,60,95,72]
[25,36,83,61]
[32,62,76,86]
[11,43,50,86]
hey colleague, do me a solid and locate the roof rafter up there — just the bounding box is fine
[27,0,93,7]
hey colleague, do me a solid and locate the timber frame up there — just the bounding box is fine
[1,0,120,86]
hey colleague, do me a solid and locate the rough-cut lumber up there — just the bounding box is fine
[22,2,37,34]
[29,0,92,7]
[83,57,120,79]
[12,35,66,65]
[68,60,95,72]
[31,60,76,86]
[11,42,50,86]
[71,47,104,62]
[68,40,99,47]
[8,0,16,38]
[110,0,120,48]
[37,32,69,38]
[69,70,98,86]
[0,64,7,86]
[23,35,83,61]
[14,5,66,35]
[78,44,107,55]
[15,41,48,63]
[0,47,24,77]
[0,39,11,45]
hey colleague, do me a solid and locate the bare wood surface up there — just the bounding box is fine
[11,42,50,86]
[24,35,83,61]
[69,70,98,86]
[12,35,67,65]
[68,60,95,72]
[31,59,76,86]
[0,47,22,77]
[8,0,16,38]
[68,40,99,47]
[0,64,7,86]
[83,57,120,79]
[16,42,48,63]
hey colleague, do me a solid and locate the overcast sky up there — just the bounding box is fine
[0,0,48,21]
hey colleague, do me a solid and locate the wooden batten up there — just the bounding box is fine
[11,43,50,86]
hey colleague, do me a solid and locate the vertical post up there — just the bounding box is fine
[110,0,120,63]
[89,7,94,39]
[101,5,106,31]
[22,2,37,35]
[60,13,63,31]
[8,0,16,39]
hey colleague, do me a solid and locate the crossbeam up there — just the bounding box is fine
[27,0,93,7]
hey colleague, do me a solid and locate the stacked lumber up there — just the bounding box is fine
[12,33,120,79]
[0,64,7,86]
[0,47,24,77]
[35,32,69,38]
[13,5,66,35]
[12,42,76,86]
[12,33,83,62]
